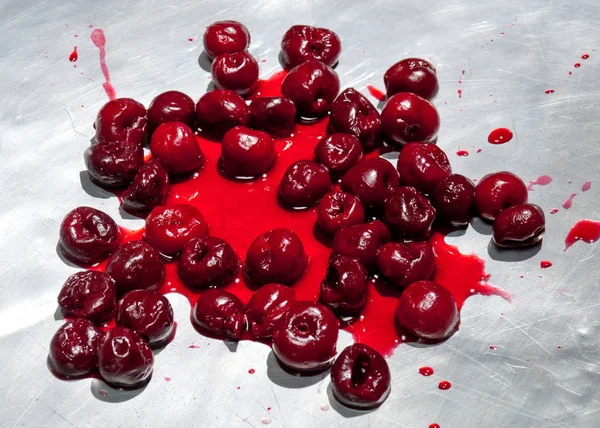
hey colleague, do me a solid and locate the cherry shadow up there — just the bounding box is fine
[53,306,64,321]
[326,383,377,418]
[265,350,330,389]
[487,239,542,262]
[55,242,80,268]
[197,50,212,72]
[470,216,493,236]
[90,377,148,403]
[79,170,113,199]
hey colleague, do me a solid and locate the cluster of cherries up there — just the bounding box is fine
[49,21,546,409]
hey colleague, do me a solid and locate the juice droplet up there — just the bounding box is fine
[457,89,462,98]
[248,368,255,374]
[164,376,171,382]
[320,404,329,411]
[430,424,441,428]
[419,366,434,376]
[574,63,581,68]
[582,54,590,59]
[550,208,559,214]
[540,260,552,269]
[366,84,386,102]
[188,37,194,42]
[545,89,554,94]
[562,193,577,209]
[489,345,497,350]
[438,380,452,390]
[488,128,513,144]
[69,46,78,62]
[91,29,117,100]
[582,181,592,192]
[564,219,600,250]
[456,150,469,157]
[526,175,552,191]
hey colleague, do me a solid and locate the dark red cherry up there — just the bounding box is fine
[397,142,451,195]
[331,343,391,409]
[144,204,208,256]
[221,126,276,179]
[59,206,120,266]
[212,51,259,96]
[147,91,195,134]
[317,191,365,237]
[433,174,475,226]
[272,301,339,372]
[314,133,363,178]
[332,220,391,270]
[384,58,439,100]
[245,283,295,339]
[381,92,440,146]
[493,203,545,248]
[475,171,528,221]
[57,271,117,324]
[195,89,249,138]
[121,159,170,215]
[396,280,460,341]
[98,326,153,388]
[116,290,174,348]
[340,158,399,209]
[178,236,240,289]
[328,88,382,152]
[281,60,340,119]
[48,319,102,378]
[384,186,436,241]
[376,242,435,288]
[245,228,307,285]
[278,160,332,209]
[84,140,144,188]
[149,122,204,175]
[248,97,296,138]
[106,240,164,296]
[280,25,341,69]
[94,98,147,146]
[191,289,245,339]
[320,255,368,315]
[203,20,250,60]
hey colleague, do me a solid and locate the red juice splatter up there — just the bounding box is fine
[540,260,552,269]
[267,407,272,411]
[164,376,171,382]
[188,37,194,42]
[545,89,554,94]
[574,63,581,68]
[564,219,600,250]
[488,128,513,144]
[456,150,469,157]
[562,193,577,209]
[248,368,255,374]
[419,366,434,376]
[366,84,386,102]
[438,380,452,390]
[582,54,590,59]
[461,69,465,75]
[526,175,552,191]
[476,148,482,153]
[550,208,559,214]
[557,345,562,349]
[430,424,441,428]
[582,181,591,192]
[457,89,462,98]
[569,71,573,75]
[91,29,116,100]
[490,345,497,350]
[69,46,78,62]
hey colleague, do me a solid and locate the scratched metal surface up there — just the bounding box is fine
[1,0,599,426]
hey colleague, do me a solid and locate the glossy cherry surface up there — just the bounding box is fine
[280,25,341,69]
[332,220,391,269]
[121,159,170,215]
[245,283,295,339]
[195,89,249,138]
[433,174,475,226]
[144,204,207,256]
[272,301,339,372]
[248,97,296,138]
[314,133,363,178]
[191,289,245,339]
[381,92,440,146]
[384,58,439,100]
[84,140,144,188]
[116,290,174,348]
[48,319,102,378]
[376,242,435,288]
[106,240,164,295]
[320,255,368,315]
[316,191,365,237]
[340,158,399,210]
[149,122,204,175]
[147,90,195,134]
[396,280,460,341]
[278,160,332,208]
[94,98,147,146]
[397,142,452,195]
[178,236,240,289]
[281,60,340,118]
[475,171,528,221]
[59,206,120,266]
[331,343,391,409]
[212,51,259,96]
[384,186,437,241]
[203,20,251,60]
[58,271,117,324]
[98,326,154,388]
[245,228,307,285]
[328,88,382,151]
[221,126,276,179]
[492,203,545,248]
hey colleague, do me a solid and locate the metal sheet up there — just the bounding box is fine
[1,0,599,426]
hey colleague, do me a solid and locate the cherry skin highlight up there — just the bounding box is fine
[320,255,369,316]
[314,133,363,178]
[278,160,332,209]
[245,283,295,339]
[493,203,545,248]
[147,90,195,134]
[397,142,452,195]
[280,25,341,69]
[84,139,144,188]
[433,174,476,227]
[384,58,439,100]
[221,126,276,179]
[203,20,250,60]
[48,319,102,378]
[211,51,259,96]
[192,289,245,340]
[59,206,120,266]
[94,98,147,146]
[57,271,117,324]
[332,220,391,270]
[475,171,528,221]
[331,343,391,409]
[316,191,365,237]
[149,122,204,175]
[340,157,399,210]
[376,241,436,288]
[106,240,165,296]
[248,97,296,138]
[178,236,240,289]
[381,92,440,146]
[121,159,170,216]
[384,186,437,241]
[272,301,339,372]
[195,89,249,138]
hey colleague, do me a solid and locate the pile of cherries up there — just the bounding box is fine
[49,21,545,409]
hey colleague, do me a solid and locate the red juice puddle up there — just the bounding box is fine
[69,46,78,62]
[438,380,452,390]
[562,193,577,209]
[526,174,552,191]
[545,89,554,94]
[457,89,462,98]
[488,128,513,144]
[540,260,552,269]
[366,84,386,102]
[550,208,559,214]
[564,219,600,250]
[582,181,592,192]
[248,368,255,374]
[456,150,469,157]
[574,63,581,68]
[91,29,117,100]
[419,366,434,376]
[582,54,590,59]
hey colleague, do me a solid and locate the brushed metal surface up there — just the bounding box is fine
[1,0,599,427]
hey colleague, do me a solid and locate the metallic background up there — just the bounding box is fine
[1,0,599,426]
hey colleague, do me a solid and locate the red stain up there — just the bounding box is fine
[526,175,552,191]
[569,71,573,75]
[430,424,441,428]
[557,345,562,349]
[582,181,592,192]
[456,150,469,157]
[476,148,482,153]
[457,89,462,98]
[438,380,452,390]
[489,345,497,350]
[574,63,581,68]
[366,84,386,102]
[188,344,201,349]
[582,54,590,59]
[488,128,513,144]
[248,368,255,374]
[564,219,600,250]
[69,46,78,62]
[545,89,554,94]
[91,29,117,100]
[188,37,194,42]
[164,376,171,382]
[550,208,559,214]
[562,193,577,209]
[540,260,552,269]
[419,366,434,376]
